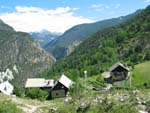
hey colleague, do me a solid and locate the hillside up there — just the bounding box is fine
[44,6,150,80]
[44,10,141,59]
[1,62,150,113]
[133,61,150,87]
[0,19,55,85]
[1,87,150,113]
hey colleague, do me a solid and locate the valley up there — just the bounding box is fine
[0,2,150,113]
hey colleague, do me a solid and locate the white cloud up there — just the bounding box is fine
[144,0,150,2]
[0,6,11,9]
[91,4,103,8]
[91,3,121,11]
[91,4,109,12]
[0,6,94,33]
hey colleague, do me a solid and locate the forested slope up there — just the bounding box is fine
[44,6,150,80]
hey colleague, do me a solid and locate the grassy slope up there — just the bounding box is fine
[133,61,150,86]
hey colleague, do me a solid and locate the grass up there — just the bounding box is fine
[0,87,149,113]
[132,61,150,87]
[0,94,24,113]
[0,94,12,101]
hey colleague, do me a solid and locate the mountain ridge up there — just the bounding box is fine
[0,19,55,85]
[44,9,142,59]
[30,30,61,47]
[44,5,150,80]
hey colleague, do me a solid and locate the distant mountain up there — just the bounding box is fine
[44,10,141,59]
[30,30,61,47]
[45,6,150,80]
[0,20,55,85]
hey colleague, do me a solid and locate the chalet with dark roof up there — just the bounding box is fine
[104,62,130,84]
[50,74,73,99]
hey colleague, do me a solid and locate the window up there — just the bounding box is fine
[56,93,58,96]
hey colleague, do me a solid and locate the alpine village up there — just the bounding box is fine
[1,2,150,113]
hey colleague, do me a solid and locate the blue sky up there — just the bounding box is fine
[0,0,149,33]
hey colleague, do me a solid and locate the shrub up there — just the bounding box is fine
[25,88,48,101]
[13,85,25,97]
[0,101,23,113]
[70,79,85,98]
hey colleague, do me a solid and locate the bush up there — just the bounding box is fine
[87,75,106,88]
[0,101,23,113]
[13,85,25,97]
[25,88,48,101]
[70,79,85,99]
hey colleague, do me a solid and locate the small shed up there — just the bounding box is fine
[104,62,130,84]
[0,81,14,95]
[50,74,73,99]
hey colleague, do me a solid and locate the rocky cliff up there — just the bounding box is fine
[0,19,55,85]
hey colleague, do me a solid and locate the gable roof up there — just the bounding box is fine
[109,62,129,72]
[58,74,73,89]
[25,78,54,88]
[0,81,13,95]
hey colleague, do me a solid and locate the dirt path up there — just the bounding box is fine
[11,96,50,113]
[21,104,37,113]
